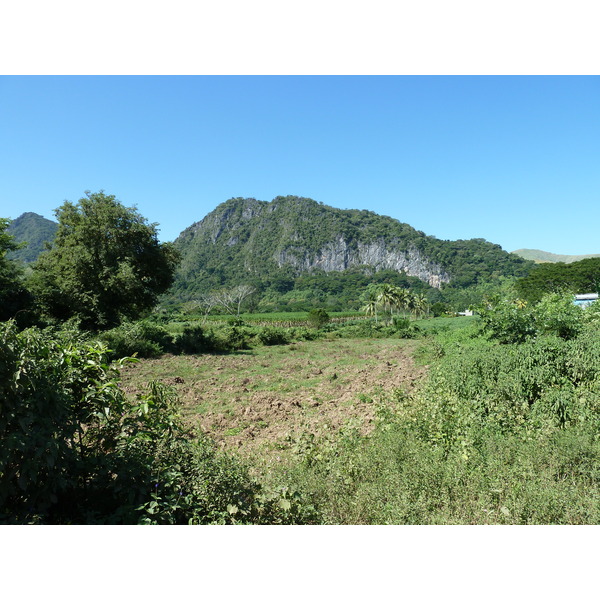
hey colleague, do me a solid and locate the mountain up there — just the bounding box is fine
[6,212,58,264]
[171,196,532,304]
[512,249,600,264]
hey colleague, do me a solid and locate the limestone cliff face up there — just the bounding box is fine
[276,236,451,288]
[174,196,531,297]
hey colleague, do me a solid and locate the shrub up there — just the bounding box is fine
[257,327,290,346]
[391,316,421,338]
[99,320,174,358]
[308,308,330,329]
[395,331,600,454]
[222,324,251,351]
[289,326,320,341]
[0,321,319,524]
[478,292,585,344]
[534,292,583,340]
[477,299,536,344]
[174,324,219,354]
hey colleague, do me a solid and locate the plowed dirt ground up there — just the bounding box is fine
[119,337,426,461]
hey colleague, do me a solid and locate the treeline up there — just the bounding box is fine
[1,192,179,331]
[515,257,600,303]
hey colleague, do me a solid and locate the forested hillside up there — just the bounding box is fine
[168,196,532,310]
[7,212,58,263]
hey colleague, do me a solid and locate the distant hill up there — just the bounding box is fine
[7,212,58,263]
[512,249,600,264]
[171,196,532,304]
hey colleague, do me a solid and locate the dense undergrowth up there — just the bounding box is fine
[0,322,317,524]
[259,295,600,524]
[3,293,600,524]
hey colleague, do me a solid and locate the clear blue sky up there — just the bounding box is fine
[1,75,598,254]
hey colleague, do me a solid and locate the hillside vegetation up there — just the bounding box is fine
[3,192,600,524]
[170,196,532,310]
[7,212,58,264]
[512,248,600,264]
[515,257,600,303]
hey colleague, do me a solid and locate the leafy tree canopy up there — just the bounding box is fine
[0,218,33,323]
[30,191,180,330]
[514,258,600,303]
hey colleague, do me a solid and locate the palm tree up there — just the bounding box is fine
[361,288,379,322]
[375,284,394,324]
[396,287,413,318]
[412,293,429,319]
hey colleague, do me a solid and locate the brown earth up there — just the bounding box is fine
[119,338,427,460]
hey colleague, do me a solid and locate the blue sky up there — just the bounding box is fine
[1,75,598,254]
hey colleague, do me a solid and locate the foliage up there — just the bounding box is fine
[0,218,35,324]
[29,191,180,330]
[307,308,330,328]
[6,212,58,264]
[477,298,537,344]
[430,301,449,317]
[0,321,317,524]
[98,321,175,359]
[397,328,600,455]
[173,323,219,354]
[477,292,584,343]
[257,327,290,346]
[514,257,600,303]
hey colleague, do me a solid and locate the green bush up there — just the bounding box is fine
[308,308,330,329]
[391,316,421,338]
[0,321,318,524]
[534,292,583,339]
[478,292,584,343]
[288,326,320,341]
[99,320,174,358]
[397,331,600,454]
[173,324,219,354]
[257,327,290,346]
[222,324,252,351]
[477,299,536,344]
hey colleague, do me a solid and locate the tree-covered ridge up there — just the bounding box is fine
[6,212,58,263]
[171,195,532,302]
[514,257,600,303]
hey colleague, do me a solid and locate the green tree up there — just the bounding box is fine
[30,191,180,330]
[360,286,380,322]
[411,293,429,319]
[0,218,33,323]
[376,284,400,323]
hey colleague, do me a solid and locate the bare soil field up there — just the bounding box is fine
[119,337,427,461]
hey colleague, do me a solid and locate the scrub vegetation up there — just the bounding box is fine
[3,192,600,524]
